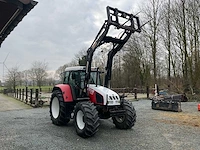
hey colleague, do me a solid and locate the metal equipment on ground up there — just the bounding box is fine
[151,96,182,112]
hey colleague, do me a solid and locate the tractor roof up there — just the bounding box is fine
[65,66,99,72]
[65,66,86,71]
[0,0,38,47]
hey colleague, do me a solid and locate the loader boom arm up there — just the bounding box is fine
[85,6,141,88]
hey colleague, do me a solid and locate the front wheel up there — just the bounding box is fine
[50,90,70,125]
[74,102,100,138]
[112,100,136,129]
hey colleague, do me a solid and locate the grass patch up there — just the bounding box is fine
[0,94,32,109]
[155,111,200,128]
[0,86,5,90]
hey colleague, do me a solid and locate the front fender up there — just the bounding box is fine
[53,84,73,102]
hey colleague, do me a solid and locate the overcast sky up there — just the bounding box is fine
[0,0,145,80]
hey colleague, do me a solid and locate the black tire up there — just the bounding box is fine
[50,90,70,125]
[74,101,100,138]
[112,100,136,129]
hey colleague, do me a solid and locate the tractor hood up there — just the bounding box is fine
[0,0,38,47]
[88,84,121,106]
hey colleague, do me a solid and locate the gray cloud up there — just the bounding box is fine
[0,0,142,80]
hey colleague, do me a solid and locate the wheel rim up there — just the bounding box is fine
[76,110,85,130]
[51,97,59,119]
[115,116,125,123]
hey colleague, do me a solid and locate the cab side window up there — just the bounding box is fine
[69,71,84,88]
[63,71,70,84]
[69,71,76,86]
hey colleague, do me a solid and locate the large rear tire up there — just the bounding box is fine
[74,101,100,138]
[112,100,136,129]
[50,90,70,125]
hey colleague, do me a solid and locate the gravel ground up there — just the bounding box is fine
[0,97,199,150]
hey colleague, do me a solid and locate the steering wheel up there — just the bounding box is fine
[75,79,85,90]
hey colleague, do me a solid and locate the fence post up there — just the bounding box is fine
[22,89,24,101]
[155,84,159,96]
[123,88,125,97]
[35,89,39,107]
[147,86,149,99]
[25,87,28,103]
[134,88,137,99]
[30,89,33,104]
[16,89,18,99]
[157,85,159,96]
[19,89,21,100]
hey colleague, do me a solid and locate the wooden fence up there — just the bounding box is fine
[14,87,51,107]
[112,86,151,99]
[3,86,151,108]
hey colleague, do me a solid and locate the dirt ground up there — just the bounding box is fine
[0,94,31,111]
[155,112,200,127]
[154,102,200,128]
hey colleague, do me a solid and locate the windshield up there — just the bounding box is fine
[90,71,101,85]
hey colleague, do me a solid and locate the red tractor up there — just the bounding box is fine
[50,6,141,138]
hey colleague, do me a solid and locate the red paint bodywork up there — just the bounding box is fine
[88,88,104,105]
[54,84,73,102]
[88,89,96,104]
[54,84,104,104]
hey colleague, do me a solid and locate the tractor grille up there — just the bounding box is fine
[107,95,120,105]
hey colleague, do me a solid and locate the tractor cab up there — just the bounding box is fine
[61,66,101,99]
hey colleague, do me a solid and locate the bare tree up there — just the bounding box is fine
[120,34,152,88]
[5,66,21,92]
[28,61,48,87]
[142,0,164,83]
[55,64,68,82]
[186,0,200,90]
[160,0,172,85]
[20,70,30,86]
[170,0,192,92]
[45,77,56,86]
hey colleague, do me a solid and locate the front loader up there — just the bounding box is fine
[50,6,141,138]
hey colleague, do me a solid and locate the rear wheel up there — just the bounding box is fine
[112,100,136,129]
[50,90,70,125]
[74,101,100,138]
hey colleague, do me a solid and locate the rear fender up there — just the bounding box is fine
[53,84,73,102]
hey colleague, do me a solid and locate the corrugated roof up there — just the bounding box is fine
[0,0,38,47]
